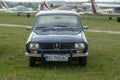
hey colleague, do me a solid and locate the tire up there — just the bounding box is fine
[29,57,36,67]
[117,17,120,22]
[27,13,30,18]
[109,17,112,20]
[17,13,20,16]
[79,57,87,66]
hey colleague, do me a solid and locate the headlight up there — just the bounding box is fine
[74,43,85,49]
[29,43,39,49]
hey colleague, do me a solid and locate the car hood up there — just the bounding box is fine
[28,31,85,43]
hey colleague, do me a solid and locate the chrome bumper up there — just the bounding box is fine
[25,52,89,57]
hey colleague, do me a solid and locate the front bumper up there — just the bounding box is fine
[25,52,89,57]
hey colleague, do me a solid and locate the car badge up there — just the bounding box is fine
[53,43,60,49]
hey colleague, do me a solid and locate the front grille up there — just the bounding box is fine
[39,43,74,49]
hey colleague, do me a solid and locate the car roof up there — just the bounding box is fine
[36,10,79,16]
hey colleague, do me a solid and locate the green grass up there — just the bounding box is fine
[0,27,120,80]
[81,14,120,31]
[0,12,120,31]
[0,12,35,25]
[0,12,120,80]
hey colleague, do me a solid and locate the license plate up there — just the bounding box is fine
[45,55,69,61]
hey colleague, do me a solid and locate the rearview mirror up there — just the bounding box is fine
[83,26,88,30]
[26,26,32,31]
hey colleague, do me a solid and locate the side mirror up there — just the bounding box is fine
[26,26,32,31]
[83,26,88,30]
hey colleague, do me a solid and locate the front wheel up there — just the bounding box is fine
[79,57,87,66]
[27,13,30,18]
[29,57,36,67]
[117,17,120,22]
[109,16,112,20]
[17,13,20,16]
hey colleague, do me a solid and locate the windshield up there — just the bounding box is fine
[34,14,81,30]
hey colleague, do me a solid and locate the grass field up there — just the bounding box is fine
[0,12,120,80]
[1,12,120,31]
[0,12,34,25]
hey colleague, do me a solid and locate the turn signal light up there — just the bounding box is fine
[77,50,83,54]
[31,50,36,54]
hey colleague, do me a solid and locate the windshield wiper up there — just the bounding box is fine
[65,27,75,31]
[53,25,67,28]
[35,26,54,32]
[61,27,81,31]
[35,26,48,30]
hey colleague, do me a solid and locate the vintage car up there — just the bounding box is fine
[26,11,88,67]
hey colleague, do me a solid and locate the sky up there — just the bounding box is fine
[2,0,120,2]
